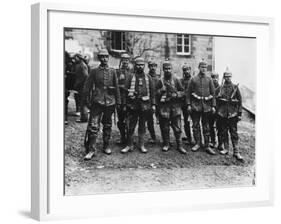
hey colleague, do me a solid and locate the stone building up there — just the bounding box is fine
[65,28,214,77]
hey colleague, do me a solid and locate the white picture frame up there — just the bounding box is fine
[31,2,274,221]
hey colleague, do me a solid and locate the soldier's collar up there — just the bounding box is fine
[99,64,109,69]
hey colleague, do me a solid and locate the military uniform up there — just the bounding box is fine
[209,72,220,147]
[83,49,121,160]
[116,53,133,145]
[121,57,156,153]
[186,61,216,154]
[156,60,186,154]
[146,60,160,143]
[216,69,243,160]
[73,54,89,122]
[180,64,193,145]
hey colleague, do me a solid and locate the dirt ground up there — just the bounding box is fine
[64,95,255,195]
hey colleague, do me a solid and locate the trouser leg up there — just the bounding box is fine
[147,111,156,140]
[126,109,138,146]
[159,116,170,147]
[182,107,191,143]
[84,104,102,159]
[191,112,201,145]
[65,90,69,122]
[138,110,149,152]
[209,114,217,145]
[101,105,115,153]
[171,115,186,154]
[117,107,126,144]
[74,93,80,112]
[78,90,88,121]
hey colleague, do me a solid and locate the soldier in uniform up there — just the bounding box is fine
[73,53,89,123]
[216,68,243,161]
[180,63,194,145]
[116,53,132,145]
[156,60,187,154]
[186,60,216,155]
[121,57,156,153]
[83,49,121,160]
[209,72,220,148]
[146,59,160,144]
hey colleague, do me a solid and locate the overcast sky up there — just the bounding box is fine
[214,36,256,91]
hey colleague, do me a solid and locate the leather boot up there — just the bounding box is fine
[84,136,97,160]
[121,135,134,153]
[220,142,229,155]
[176,138,187,154]
[139,136,148,153]
[103,133,112,155]
[233,144,244,161]
[205,136,216,155]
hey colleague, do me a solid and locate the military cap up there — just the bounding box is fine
[223,67,232,77]
[211,71,219,78]
[98,49,109,56]
[198,59,207,68]
[121,53,130,59]
[182,63,191,70]
[134,57,145,65]
[148,58,157,66]
[162,59,172,68]
[75,53,84,59]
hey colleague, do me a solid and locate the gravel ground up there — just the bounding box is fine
[64,96,255,195]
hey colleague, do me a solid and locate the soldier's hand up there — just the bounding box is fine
[171,92,178,98]
[238,116,242,121]
[187,105,192,113]
[151,105,156,113]
[122,106,127,112]
[211,107,216,114]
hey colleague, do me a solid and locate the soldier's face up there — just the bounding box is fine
[99,55,109,65]
[183,68,191,77]
[163,65,172,77]
[149,64,157,73]
[199,64,207,74]
[135,63,145,73]
[122,59,129,68]
[224,76,232,83]
[212,77,219,85]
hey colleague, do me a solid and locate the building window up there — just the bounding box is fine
[176,34,191,55]
[111,32,126,51]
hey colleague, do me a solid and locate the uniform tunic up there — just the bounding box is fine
[125,72,156,146]
[156,75,184,146]
[186,72,216,145]
[216,82,242,146]
[83,64,121,144]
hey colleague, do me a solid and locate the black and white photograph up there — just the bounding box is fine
[64,28,256,196]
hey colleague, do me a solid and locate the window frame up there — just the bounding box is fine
[176,34,191,55]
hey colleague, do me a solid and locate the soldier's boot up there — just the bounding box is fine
[103,132,112,155]
[183,126,192,145]
[220,142,229,155]
[139,136,148,153]
[162,130,170,152]
[121,134,134,153]
[233,144,244,161]
[84,136,97,160]
[205,136,216,155]
[217,143,224,152]
[117,122,126,145]
[176,137,187,154]
[191,131,201,152]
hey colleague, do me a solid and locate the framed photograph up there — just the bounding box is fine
[31,2,274,221]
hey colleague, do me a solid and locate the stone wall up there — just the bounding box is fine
[65,28,214,77]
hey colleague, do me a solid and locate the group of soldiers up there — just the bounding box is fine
[65,49,244,162]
